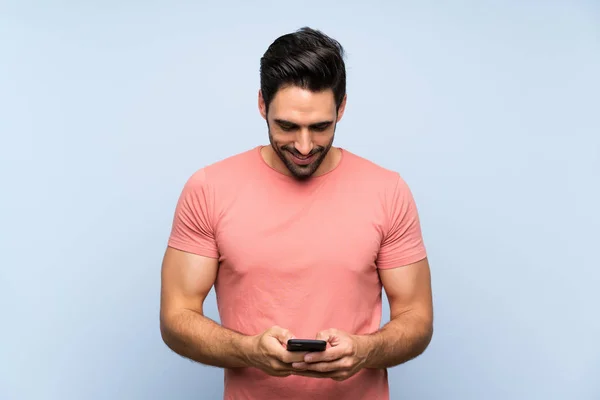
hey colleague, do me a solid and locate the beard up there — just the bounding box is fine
[268,128,335,181]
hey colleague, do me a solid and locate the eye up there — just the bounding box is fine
[312,124,330,132]
[278,124,296,132]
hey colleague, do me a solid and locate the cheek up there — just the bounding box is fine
[314,132,335,146]
[271,133,294,147]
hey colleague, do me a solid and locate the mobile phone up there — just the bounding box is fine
[286,339,327,352]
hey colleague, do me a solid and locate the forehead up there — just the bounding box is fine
[269,86,336,123]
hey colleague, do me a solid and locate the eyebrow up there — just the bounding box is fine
[274,119,334,129]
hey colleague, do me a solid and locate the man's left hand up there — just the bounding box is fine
[291,328,369,381]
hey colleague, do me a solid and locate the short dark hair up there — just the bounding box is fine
[260,27,346,114]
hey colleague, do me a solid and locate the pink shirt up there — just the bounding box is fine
[168,146,427,400]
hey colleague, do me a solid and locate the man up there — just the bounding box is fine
[160,27,433,400]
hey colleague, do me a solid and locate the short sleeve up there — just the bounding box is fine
[376,174,427,269]
[167,169,219,258]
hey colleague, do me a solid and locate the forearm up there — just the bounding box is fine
[358,312,433,369]
[160,308,254,368]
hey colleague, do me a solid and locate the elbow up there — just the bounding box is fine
[420,321,434,354]
[159,318,170,345]
[408,314,434,358]
[412,314,434,360]
[159,308,198,357]
[413,307,434,355]
[159,311,178,350]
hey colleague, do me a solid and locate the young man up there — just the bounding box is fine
[160,27,433,400]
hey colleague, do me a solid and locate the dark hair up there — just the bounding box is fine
[260,27,346,114]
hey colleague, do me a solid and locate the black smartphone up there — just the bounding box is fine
[286,339,327,352]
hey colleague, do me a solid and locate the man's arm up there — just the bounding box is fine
[291,257,433,380]
[358,257,433,368]
[291,175,432,380]
[159,247,254,368]
[160,247,305,375]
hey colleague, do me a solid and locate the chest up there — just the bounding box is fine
[213,186,385,280]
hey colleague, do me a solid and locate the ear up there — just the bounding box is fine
[258,89,267,120]
[336,94,347,122]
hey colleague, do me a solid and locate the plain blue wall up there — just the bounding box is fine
[1,1,599,399]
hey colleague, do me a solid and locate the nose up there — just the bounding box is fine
[294,129,314,156]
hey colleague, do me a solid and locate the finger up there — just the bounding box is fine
[292,361,308,370]
[268,360,295,377]
[304,345,348,363]
[331,372,354,381]
[269,326,294,347]
[291,370,353,381]
[266,332,305,363]
[280,350,308,364]
[292,370,335,379]
[269,340,305,363]
[293,368,355,381]
[270,326,295,344]
[271,355,298,370]
[315,329,337,343]
[295,358,353,373]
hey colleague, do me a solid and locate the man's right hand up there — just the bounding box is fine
[245,325,307,377]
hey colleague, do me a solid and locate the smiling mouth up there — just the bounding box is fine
[289,152,317,165]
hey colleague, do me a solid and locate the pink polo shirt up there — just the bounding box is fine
[168,146,427,400]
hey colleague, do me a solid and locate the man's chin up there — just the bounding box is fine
[275,148,326,180]
[280,159,314,179]
[286,165,315,180]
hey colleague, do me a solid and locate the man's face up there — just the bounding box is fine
[259,85,346,180]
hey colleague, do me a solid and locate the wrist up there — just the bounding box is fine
[235,334,258,368]
[354,334,378,368]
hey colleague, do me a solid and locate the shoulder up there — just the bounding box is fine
[204,146,259,180]
[183,146,259,190]
[340,148,407,192]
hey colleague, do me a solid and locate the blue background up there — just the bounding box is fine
[1,1,599,399]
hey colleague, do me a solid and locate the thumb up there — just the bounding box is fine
[315,328,336,342]
[270,326,295,344]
